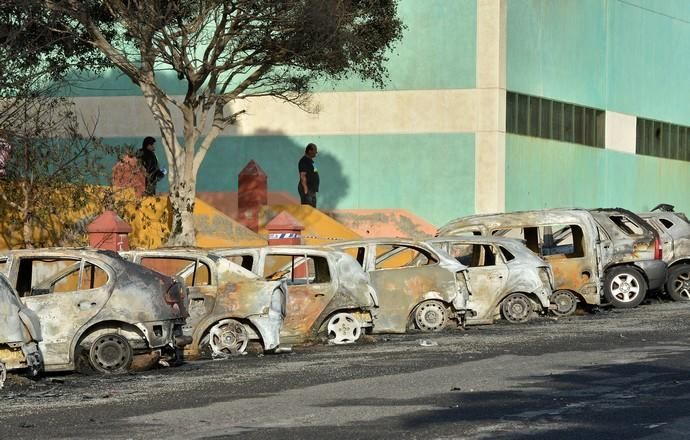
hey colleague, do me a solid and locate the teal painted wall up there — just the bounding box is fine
[507,0,690,125]
[507,0,608,108]
[606,0,690,125]
[113,133,476,227]
[506,135,690,213]
[64,0,477,97]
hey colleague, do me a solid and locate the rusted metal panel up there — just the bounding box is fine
[123,248,286,358]
[329,238,470,333]
[0,248,187,373]
[212,246,375,345]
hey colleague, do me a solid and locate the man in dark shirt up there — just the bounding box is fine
[138,136,166,196]
[298,143,319,208]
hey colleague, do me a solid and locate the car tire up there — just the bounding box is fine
[413,300,448,332]
[603,266,647,308]
[500,293,533,323]
[550,290,578,316]
[665,264,690,301]
[88,333,134,374]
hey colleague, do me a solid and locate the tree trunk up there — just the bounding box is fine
[21,183,33,248]
[166,180,196,246]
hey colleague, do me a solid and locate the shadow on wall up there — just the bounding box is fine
[226,127,351,211]
[59,69,353,210]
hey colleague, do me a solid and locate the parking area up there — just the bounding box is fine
[3,298,690,439]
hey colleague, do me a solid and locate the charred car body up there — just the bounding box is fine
[438,208,666,311]
[329,238,470,333]
[0,272,43,387]
[0,249,188,373]
[638,208,690,301]
[427,236,552,324]
[122,249,287,357]
[212,246,377,345]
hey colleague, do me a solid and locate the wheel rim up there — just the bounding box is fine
[609,273,641,303]
[89,334,133,373]
[208,319,249,356]
[0,362,6,389]
[327,313,362,345]
[502,294,532,323]
[672,270,690,300]
[415,301,447,332]
[551,290,577,316]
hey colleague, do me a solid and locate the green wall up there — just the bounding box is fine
[114,133,476,227]
[507,0,690,125]
[506,135,690,213]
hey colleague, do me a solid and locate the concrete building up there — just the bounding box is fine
[73,0,690,227]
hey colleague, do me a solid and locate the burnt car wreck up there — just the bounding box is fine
[212,246,377,345]
[427,236,552,324]
[123,248,287,358]
[0,272,43,387]
[329,238,470,332]
[0,249,189,374]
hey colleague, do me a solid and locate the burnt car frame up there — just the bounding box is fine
[212,246,377,345]
[438,208,666,311]
[638,209,690,301]
[0,249,188,374]
[427,236,552,324]
[122,248,287,358]
[329,238,470,333]
[0,272,43,387]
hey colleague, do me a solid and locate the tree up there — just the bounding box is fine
[14,0,404,245]
[0,89,125,248]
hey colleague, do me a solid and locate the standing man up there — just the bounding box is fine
[138,136,166,196]
[298,143,319,208]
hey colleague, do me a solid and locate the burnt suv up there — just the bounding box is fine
[638,206,690,301]
[438,208,666,310]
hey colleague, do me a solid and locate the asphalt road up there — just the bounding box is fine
[3,298,690,440]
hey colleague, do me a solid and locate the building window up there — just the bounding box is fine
[506,91,605,148]
[636,118,690,161]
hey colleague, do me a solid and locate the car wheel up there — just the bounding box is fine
[88,333,133,374]
[0,362,6,389]
[501,293,533,323]
[665,264,690,301]
[603,266,647,308]
[414,300,448,332]
[326,313,362,345]
[550,290,578,316]
[201,319,250,358]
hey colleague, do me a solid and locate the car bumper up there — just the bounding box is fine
[634,260,668,290]
[248,311,283,351]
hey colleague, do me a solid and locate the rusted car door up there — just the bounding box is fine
[8,256,110,367]
[540,224,600,299]
[261,253,335,339]
[448,243,508,323]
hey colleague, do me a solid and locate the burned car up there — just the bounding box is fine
[638,207,690,301]
[122,248,287,357]
[212,246,377,345]
[427,236,552,323]
[438,208,666,310]
[0,249,188,374]
[329,238,470,333]
[0,272,43,387]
